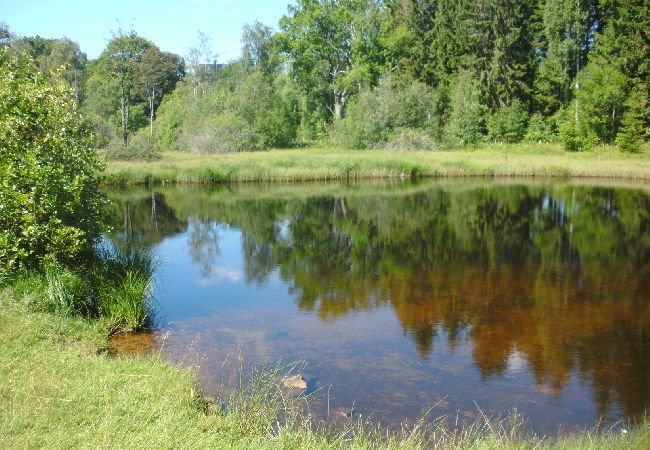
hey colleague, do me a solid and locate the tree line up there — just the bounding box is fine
[2,0,648,154]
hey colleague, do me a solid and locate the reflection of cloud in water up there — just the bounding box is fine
[197,266,243,286]
[505,350,527,375]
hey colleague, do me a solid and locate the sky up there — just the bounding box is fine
[1,0,294,62]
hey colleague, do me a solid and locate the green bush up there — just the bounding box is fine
[333,76,438,149]
[616,85,647,153]
[154,67,300,152]
[559,117,598,152]
[487,99,527,143]
[444,71,487,145]
[0,49,106,271]
[106,129,162,161]
[524,113,555,142]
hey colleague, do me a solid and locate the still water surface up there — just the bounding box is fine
[106,180,650,434]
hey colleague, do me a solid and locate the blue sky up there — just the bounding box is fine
[1,0,293,62]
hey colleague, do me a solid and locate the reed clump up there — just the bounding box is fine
[9,244,156,332]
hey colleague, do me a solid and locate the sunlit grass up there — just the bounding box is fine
[103,144,650,185]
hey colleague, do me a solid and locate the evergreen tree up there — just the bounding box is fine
[616,84,647,153]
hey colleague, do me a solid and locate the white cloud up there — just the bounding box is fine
[197,266,243,286]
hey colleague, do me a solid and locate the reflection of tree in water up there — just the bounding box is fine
[231,185,650,421]
[187,217,221,277]
[109,184,650,421]
[106,191,186,247]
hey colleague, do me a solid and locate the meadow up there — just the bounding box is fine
[103,144,650,185]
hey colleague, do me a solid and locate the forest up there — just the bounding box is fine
[1,0,648,157]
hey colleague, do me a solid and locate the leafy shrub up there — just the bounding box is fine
[0,49,106,271]
[524,113,555,142]
[177,113,262,153]
[106,129,162,161]
[487,99,527,143]
[559,115,598,151]
[444,71,487,145]
[154,67,300,152]
[333,76,438,149]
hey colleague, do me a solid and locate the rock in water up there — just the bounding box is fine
[282,375,308,390]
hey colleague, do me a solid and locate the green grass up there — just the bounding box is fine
[93,245,157,331]
[103,143,650,185]
[2,283,649,449]
[12,246,156,333]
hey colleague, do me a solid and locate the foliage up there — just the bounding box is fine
[558,104,598,152]
[487,99,528,143]
[107,129,162,161]
[279,0,386,122]
[616,85,648,153]
[524,113,556,143]
[0,49,106,271]
[444,71,487,145]
[333,76,438,149]
[84,30,182,149]
[152,64,299,153]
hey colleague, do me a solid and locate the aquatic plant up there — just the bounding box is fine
[93,244,157,331]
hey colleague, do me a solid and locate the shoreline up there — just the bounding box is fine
[103,145,650,186]
[3,274,650,448]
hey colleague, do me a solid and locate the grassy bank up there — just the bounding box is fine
[103,144,650,185]
[2,283,649,449]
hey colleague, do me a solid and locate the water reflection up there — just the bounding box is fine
[105,181,650,432]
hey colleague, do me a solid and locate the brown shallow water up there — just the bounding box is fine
[106,180,650,435]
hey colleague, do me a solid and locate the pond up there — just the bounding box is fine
[105,180,650,435]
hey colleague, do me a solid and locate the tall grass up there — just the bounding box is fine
[103,145,650,186]
[8,244,157,332]
[44,262,89,316]
[93,244,157,332]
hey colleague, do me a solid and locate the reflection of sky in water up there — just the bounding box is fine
[106,182,650,435]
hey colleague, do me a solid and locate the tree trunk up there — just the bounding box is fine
[149,90,155,136]
[121,94,128,146]
[333,89,347,121]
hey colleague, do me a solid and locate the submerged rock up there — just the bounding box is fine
[282,375,308,390]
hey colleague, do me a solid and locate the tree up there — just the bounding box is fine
[241,21,279,76]
[279,0,386,121]
[136,47,184,135]
[444,71,487,145]
[0,23,12,48]
[186,30,217,98]
[533,0,600,117]
[41,38,88,103]
[616,84,647,153]
[98,30,152,145]
[0,49,105,270]
[469,0,537,109]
